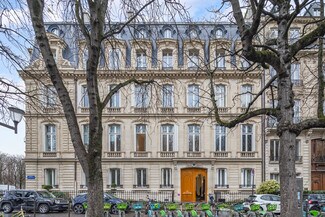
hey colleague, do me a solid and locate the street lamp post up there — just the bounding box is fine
[0,107,25,134]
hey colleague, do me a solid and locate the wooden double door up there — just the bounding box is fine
[181,168,207,202]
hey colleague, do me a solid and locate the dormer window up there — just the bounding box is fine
[163,29,172,38]
[189,29,198,38]
[138,29,147,38]
[314,8,320,16]
[216,29,223,38]
[51,28,60,36]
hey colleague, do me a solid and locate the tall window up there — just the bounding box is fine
[215,29,223,38]
[241,168,253,187]
[44,85,56,107]
[187,84,200,108]
[216,168,227,187]
[135,85,149,108]
[109,48,120,70]
[45,124,56,152]
[162,49,173,69]
[289,28,300,44]
[294,99,300,123]
[215,125,226,151]
[83,124,89,147]
[81,85,89,107]
[216,51,225,68]
[240,57,250,69]
[188,49,199,68]
[82,48,88,69]
[291,64,300,85]
[109,124,121,151]
[109,85,120,108]
[270,139,280,161]
[161,124,175,152]
[161,168,172,187]
[269,28,278,39]
[215,85,226,107]
[136,124,146,152]
[136,50,147,69]
[110,168,121,186]
[241,124,253,152]
[163,29,172,38]
[296,140,301,160]
[269,67,277,85]
[241,85,252,108]
[136,168,147,187]
[188,125,200,152]
[189,29,198,38]
[162,84,173,107]
[44,169,56,186]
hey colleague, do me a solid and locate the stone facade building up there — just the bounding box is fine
[22,5,325,202]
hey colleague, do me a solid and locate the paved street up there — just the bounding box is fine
[3,212,134,217]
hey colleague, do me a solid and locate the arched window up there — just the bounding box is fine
[163,29,172,38]
[216,29,223,38]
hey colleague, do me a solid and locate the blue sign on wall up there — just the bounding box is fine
[26,175,36,180]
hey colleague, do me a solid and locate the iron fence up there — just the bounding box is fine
[214,191,253,203]
[51,189,174,202]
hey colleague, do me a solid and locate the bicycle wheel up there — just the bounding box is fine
[246,211,257,217]
[263,212,274,217]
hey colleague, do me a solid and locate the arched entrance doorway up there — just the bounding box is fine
[181,168,207,202]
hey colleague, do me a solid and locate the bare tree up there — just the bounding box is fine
[203,1,325,216]
[25,0,186,216]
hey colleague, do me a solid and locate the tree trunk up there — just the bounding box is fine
[86,157,104,217]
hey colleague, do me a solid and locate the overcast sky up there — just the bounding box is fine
[0,0,220,156]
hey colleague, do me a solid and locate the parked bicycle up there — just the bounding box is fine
[198,203,213,217]
[132,202,144,217]
[146,196,161,217]
[262,204,277,217]
[117,202,128,217]
[183,203,198,217]
[83,202,112,217]
[165,203,183,217]
[246,203,265,217]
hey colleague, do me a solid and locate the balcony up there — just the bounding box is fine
[42,152,57,157]
[237,151,257,158]
[158,151,178,158]
[210,151,231,158]
[215,184,229,189]
[183,151,204,157]
[80,185,87,189]
[104,151,125,158]
[239,107,255,113]
[131,151,152,158]
[106,107,122,113]
[160,184,174,188]
[187,107,201,113]
[160,107,174,113]
[80,107,89,113]
[106,184,123,188]
[133,184,149,188]
[162,66,173,71]
[134,107,148,113]
[43,107,58,113]
[239,184,256,189]
[217,107,230,113]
